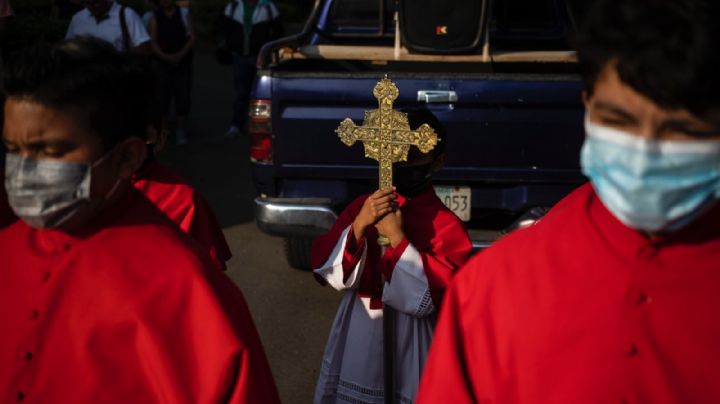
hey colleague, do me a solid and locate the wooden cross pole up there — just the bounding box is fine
[335,76,438,404]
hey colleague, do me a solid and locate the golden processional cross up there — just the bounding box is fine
[336,76,439,234]
[335,75,439,404]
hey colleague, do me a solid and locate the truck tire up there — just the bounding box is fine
[284,237,313,270]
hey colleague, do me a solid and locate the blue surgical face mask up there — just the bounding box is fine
[581,118,720,233]
[4,152,120,229]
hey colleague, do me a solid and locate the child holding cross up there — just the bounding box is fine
[311,109,472,403]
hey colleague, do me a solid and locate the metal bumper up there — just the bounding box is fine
[468,207,550,252]
[254,197,338,238]
[255,197,549,253]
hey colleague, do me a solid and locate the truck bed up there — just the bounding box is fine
[253,66,586,233]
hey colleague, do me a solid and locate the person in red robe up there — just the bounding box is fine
[132,157,232,271]
[417,1,720,403]
[311,109,473,403]
[0,37,280,403]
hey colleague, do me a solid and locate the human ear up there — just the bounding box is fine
[113,136,147,179]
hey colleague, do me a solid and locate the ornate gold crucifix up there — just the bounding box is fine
[336,76,439,190]
[335,75,439,246]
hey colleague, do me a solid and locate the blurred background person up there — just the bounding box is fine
[221,0,281,138]
[66,0,150,53]
[148,0,195,145]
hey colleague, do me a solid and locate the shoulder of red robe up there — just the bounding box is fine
[132,162,231,265]
[452,182,595,283]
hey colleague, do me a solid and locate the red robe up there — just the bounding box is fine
[312,189,473,309]
[0,187,280,404]
[417,183,720,404]
[132,161,231,270]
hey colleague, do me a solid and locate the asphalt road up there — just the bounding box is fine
[160,48,340,404]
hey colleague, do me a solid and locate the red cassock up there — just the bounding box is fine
[0,188,280,404]
[416,183,720,404]
[132,160,232,271]
[312,189,473,308]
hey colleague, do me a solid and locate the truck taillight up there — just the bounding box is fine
[249,99,272,163]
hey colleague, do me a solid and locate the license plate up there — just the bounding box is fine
[434,186,471,222]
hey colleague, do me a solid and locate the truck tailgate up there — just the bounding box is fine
[271,73,584,183]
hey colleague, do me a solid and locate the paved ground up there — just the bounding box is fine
[159,48,340,404]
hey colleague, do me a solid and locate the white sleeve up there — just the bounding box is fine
[124,8,151,47]
[382,243,436,318]
[313,225,366,291]
[269,2,280,19]
[65,16,78,39]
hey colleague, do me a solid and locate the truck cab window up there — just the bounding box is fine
[490,0,587,50]
[327,0,395,34]
[494,0,559,33]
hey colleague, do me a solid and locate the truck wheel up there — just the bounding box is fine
[284,237,313,270]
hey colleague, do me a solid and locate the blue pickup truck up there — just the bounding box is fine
[250,0,589,269]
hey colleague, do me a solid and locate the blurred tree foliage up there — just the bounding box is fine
[6,0,316,50]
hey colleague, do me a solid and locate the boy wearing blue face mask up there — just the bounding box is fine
[417,0,720,403]
[0,37,280,403]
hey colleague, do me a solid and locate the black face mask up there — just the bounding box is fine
[394,163,433,198]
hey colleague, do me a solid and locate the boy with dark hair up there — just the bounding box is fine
[417,0,720,402]
[312,109,472,403]
[0,37,279,403]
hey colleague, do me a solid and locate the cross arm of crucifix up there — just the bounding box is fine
[336,119,438,160]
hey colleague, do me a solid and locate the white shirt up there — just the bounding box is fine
[66,2,150,51]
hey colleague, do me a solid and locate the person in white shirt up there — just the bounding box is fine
[66,0,150,53]
[221,0,281,138]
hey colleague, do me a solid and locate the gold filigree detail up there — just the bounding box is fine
[334,76,439,190]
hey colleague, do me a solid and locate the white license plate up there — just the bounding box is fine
[434,186,471,222]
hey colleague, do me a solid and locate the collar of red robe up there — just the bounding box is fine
[27,185,140,253]
[589,185,720,252]
[396,186,438,208]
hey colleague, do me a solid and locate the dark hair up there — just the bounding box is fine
[403,107,446,158]
[575,0,720,124]
[3,37,154,149]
